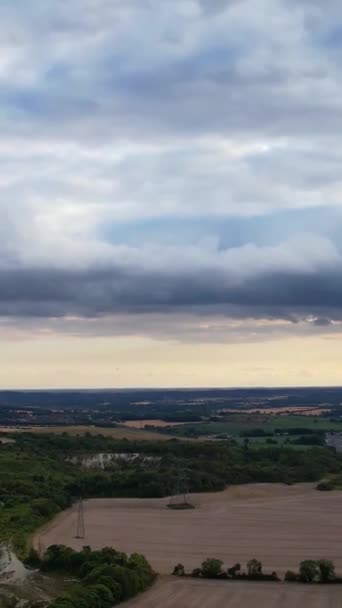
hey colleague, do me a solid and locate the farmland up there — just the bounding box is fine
[159,413,342,442]
[123,576,342,608]
[0,424,176,442]
[3,429,342,607]
[1,386,342,434]
[34,483,342,576]
[1,387,342,453]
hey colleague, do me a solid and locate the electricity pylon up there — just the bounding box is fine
[168,460,192,507]
[76,497,85,539]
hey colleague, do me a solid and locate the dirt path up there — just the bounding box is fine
[122,577,342,608]
[34,483,342,575]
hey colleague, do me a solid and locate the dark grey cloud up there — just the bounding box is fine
[1,256,342,325]
[311,317,333,327]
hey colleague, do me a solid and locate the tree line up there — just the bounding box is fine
[173,557,340,584]
[173,558,279,581]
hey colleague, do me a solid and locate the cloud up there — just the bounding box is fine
[1,0,342,144]
[0,234,341,325]
[311,317,333,327]
[1,0,342,345]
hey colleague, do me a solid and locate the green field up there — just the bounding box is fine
[236,436,312,450]
[164,414,342,438]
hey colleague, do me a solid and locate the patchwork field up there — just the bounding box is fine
[123,577,342,608]
[123,419,199,428]
[168,414,342,437]
[0,425,174,441]
[34,483,342,576]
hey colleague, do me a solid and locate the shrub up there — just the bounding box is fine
[317,481,334,491]
[191,568,202,578]
[26,547,41,567]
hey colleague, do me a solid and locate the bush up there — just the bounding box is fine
[191,568,202,578]
[26,547,41,567]
[317,481,335,491]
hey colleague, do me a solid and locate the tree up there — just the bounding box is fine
[42,545,75,571]
[172,563,185,576]
[285,570,297,582]
[89,584,114,608]
[247,559,262,577]
[96,577,122,603]
[317,559,335,583]
[227,563,241,577]
[109,565,140,599]
[128,552,155,586]
[201,558,223,578]
[299,560,319,583]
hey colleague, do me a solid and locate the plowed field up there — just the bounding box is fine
[123,577,342,608]
[34,483,342,576]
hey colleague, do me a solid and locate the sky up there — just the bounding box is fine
[2,0,342,388]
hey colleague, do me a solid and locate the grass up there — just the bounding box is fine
[168,414,342,438]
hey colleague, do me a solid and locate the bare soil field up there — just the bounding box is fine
[34,483,342,576]
[0,425,174,441]
[123,576,342,608]
[221,407,331,415]
[123,419,195,428]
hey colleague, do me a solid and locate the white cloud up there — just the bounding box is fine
[1,0,342,345]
